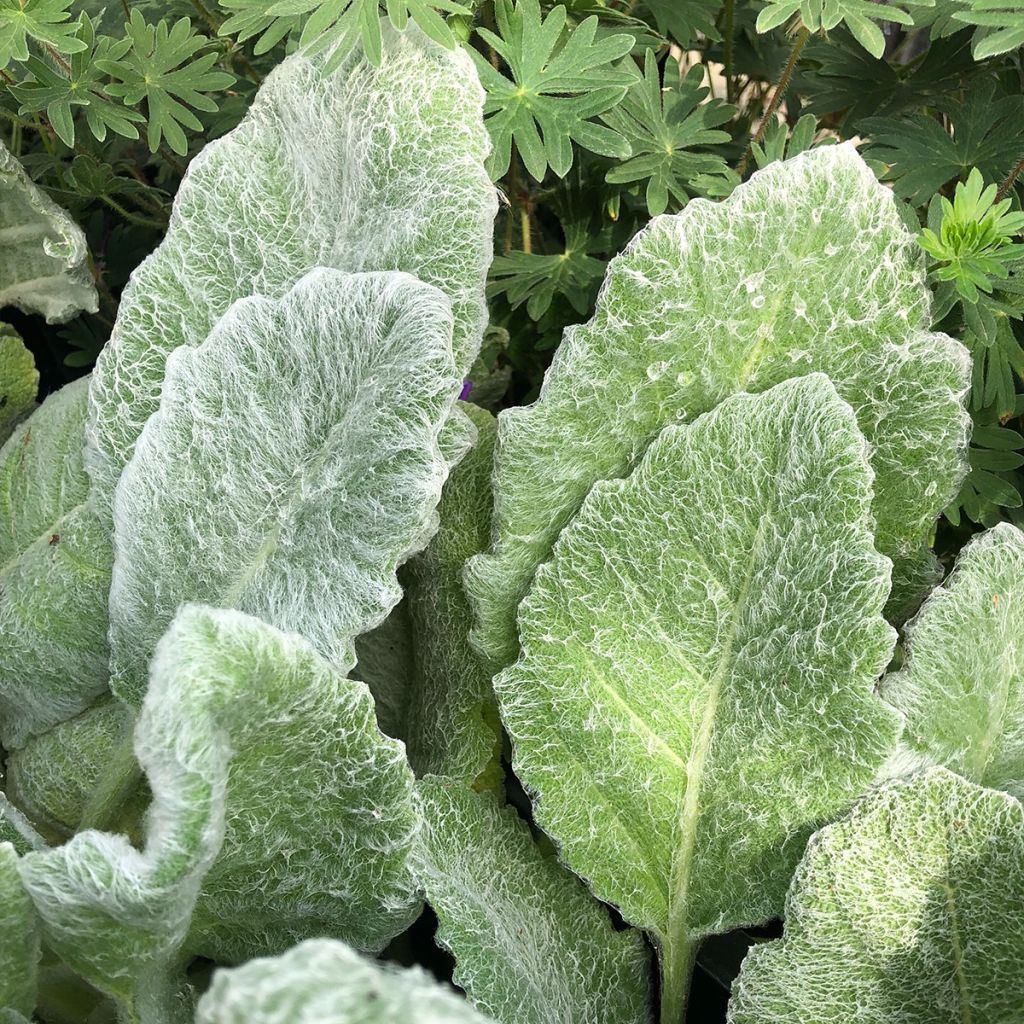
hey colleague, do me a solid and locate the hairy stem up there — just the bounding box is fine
[996,154,1024,201]
[737,26,810,177]
[659,931,698,1024]
[723,0,735,104]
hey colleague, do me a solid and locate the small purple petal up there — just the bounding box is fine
[459,379,473,401]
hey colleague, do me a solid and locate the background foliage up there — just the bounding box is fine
[5,0,1024,555]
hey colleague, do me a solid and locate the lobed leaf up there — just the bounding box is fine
[86,21,495,508]
[728,769,1024,1023]
[413,777,653,1024]
[467,145,970,669]
[881,523,1024,798]
[0,141,97,323]
[195,938,494,1024]
[19,603,421,1018]
[108,268,461,706]
[0,376,110,748]
[495,375,901,1010]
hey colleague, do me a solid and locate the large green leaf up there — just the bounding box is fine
[467,145,970,669]
[6,698,142,839]
[108,269,460,706]
[0,141,97,323]
[19,603,421,1020]
[495,374,901,1021]
[413,777,652,1024]
[86,21,494,507]
[728,768,1024,1024]
[0,327,37,445]
[357,403,501,784]
[881,523,1024,798]
[196,938,493,1024]
[0,376,110,748]
[0,843,38,1021]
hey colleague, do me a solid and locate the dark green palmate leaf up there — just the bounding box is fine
[470,0,637,181]
[729,770,1024,1023]
[487,217,607,320]
[751,113,831,169]
[496,375,901,1022]
[96,11,235,156]
[755,0,924,57]
[862,80,1024,205]
[10,15,142,147]
[954,0,1024,56]
[0,0,85,71]
[602,52,736,216]
[217,0,469,67]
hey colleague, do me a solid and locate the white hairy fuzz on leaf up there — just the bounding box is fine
[881,522,1024,797]
[19,604,421,1022]
[86,22,495,507]
[195,938,494,1024]
[358,403,502,784]
[0,328,37,445]
[0,843,37,1022]
[728,768,1024,1023]
[0,142,97,323]
[0,376,111,748]
[108,268,461,706]
[413,777,653,1024]
[467,144,970,669]
[495,374,901,1023]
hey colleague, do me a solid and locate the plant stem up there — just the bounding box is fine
[659,931,698,1024]
[737,25,810,178]
[996,154,1024,201]
[77,732,143,833]
[723,0,735,104]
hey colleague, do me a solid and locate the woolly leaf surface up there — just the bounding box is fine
[6,698,141,839]
[358,403,501,783]
[195,938,493,1024]
[881,523,1024,797]
[0,795,45,856]
[0,843,38,1020]
[413,777,653,1024]
[0,327,37,444]
[87,22,495,506]
[0,142,97,323]
[495,375,901,947]
[0,376,110,747]
[108,268,460,706]
[19,603,421,1018]
[467,144,970,667]
[728,769,1024,1024]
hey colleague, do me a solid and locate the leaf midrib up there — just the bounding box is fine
[664,515,769,951]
